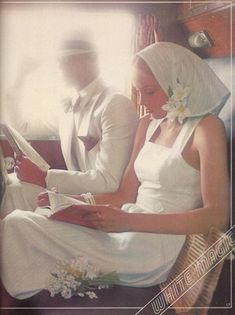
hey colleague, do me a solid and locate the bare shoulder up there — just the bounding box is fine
[194,114,227,148]
[198,114,225,131]
[196,114,226,137]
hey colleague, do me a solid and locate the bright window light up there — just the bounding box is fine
[0,4,135,138]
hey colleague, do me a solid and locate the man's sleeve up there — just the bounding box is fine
[46,95,138,194]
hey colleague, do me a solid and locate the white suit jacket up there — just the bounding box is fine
[46,78,138,194]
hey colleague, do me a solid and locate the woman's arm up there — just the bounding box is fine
[131,115,230,234]
[76,115,230,234]
[84,115,151,207]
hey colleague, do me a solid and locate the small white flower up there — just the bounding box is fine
[177,106,191,124]
[166,104,191,124]
[172,83,190,101]
[47,256,119,299]
[162,81,191,124]
[61,288,72,299]
[86,264,99,279]
[78,292,85,297]
[86,291,98,299]
[161,99,175,112]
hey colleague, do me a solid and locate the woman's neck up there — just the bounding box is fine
[149,117,183,147]
[160,118,181,132]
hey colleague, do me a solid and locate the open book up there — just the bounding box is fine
[0,147,11,201]
[35,191,87,225]
[0,123,50,172]
[0,146,11,185]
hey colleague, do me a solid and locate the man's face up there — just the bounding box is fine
[59,54,89,86]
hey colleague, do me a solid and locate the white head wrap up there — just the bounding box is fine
[136,42,230,117]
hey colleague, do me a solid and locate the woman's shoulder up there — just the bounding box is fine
[194,114,227,146]
[196,114,226,134]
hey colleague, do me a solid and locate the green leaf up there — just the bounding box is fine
[168,86,173,97]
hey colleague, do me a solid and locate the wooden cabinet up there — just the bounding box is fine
[178,1,228,20]
[177,1,235,57]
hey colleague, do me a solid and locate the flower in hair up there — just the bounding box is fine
[162,80,191,124]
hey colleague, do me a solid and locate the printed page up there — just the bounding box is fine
[0,124,50,171]
[35,191,87,217]
[0,147,11,185]
[48,191,86,214]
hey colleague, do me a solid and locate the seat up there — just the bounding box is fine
[159,227,233,315]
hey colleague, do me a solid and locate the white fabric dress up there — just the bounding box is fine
[1,116,203,299]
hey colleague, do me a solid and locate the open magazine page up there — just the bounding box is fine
[0,2,233,315]
[0,147,10,186]
[35,191,87,219]
[0,147,11,202]
[0,123,50,172]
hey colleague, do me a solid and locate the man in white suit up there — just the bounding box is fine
[1,34,137,216]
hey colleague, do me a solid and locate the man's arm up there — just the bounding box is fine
[46,96,138,194]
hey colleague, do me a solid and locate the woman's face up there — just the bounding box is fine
[132,67,168,119]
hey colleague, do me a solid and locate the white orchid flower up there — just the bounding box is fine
[176,105,191,124]
[161,98,175,112]
[166,103,191,124]
[162,82,191,124]
[172,83,190,101]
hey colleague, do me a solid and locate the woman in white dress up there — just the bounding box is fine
[1,42,230,300]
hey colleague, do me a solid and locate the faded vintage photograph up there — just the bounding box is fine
[0,1,234,315]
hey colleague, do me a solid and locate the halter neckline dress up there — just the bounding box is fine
[1,116,203,299]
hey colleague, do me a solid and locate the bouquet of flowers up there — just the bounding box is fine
[47,256,120,299]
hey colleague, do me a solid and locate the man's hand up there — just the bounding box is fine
[37,192,50,207]
[15,155,47,187]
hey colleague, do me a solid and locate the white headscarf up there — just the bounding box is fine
[136,42,230,117]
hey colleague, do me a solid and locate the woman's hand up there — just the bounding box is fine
[63,205,128,232]
[37,192,50,207]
